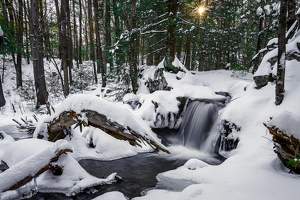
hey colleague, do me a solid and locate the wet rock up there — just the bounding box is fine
[218,120,240,151]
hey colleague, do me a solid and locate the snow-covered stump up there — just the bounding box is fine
[264,111,300,174]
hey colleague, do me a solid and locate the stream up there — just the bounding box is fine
[0,101,226,199]
[0,126,224,199]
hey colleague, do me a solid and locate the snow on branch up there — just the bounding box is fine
[140,30,167,35]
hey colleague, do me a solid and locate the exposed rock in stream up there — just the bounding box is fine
[218,120,240,151]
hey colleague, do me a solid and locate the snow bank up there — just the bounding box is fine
[2,139,52,167]
[133,69,300,200]
[0,139,118,198]
[0,131,14,164]
[266,111,300,141]
[0,140,71,192]
[33,94,168,161]
[70,127,152,161]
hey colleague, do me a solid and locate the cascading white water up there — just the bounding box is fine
[178,101,219,153]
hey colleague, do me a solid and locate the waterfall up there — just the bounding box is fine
[178,101,219,153]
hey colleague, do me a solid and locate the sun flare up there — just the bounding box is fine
[198,6,205,15]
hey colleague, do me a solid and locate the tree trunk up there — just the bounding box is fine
[61,0,69,97]
[167,0,177,63]
[78,0,83,64]
[287,0,296,30]
[54,0,62,59]
[176,37,182,61]
[88,0,97,84]
[73,0,78,66]
[66,0,73,85]
[24,0,30,64]
[30,0,47,107]
[276,0,287,106]
[252,17,264,74]
[16,0,23,88]
[185,35,191,70]
[129,0,138,93]
[93,0,105,87]
[103,0,111,82]
[0,76,5,107]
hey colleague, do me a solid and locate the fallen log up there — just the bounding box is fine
[264,122,300,173]
[0,140,73,192]
[38,110,170,154]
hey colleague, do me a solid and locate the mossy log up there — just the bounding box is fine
[42,110,170,154]
[263,122,300,173]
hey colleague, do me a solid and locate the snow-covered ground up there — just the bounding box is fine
[0,56,300,199]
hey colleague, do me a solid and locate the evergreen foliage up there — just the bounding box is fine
[0,0,298,102]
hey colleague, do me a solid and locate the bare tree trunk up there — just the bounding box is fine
[129,0,138,93]
[78,0,83,64]
[176,37,182,61]
[103,0,111,80]
[66,0,73,85]
[30,0,47,107]
[0,76,5,107]
[24,0,30,64]
[54,0,62,59]
[252,17,264,74]
[87,0,97,84]
[276,0,287,106]
[287,0,296,30]
[185,35,191,70]
[16,0,23,88]
[61,0,69,97]
[93,0,104,82]
[167,0,177,63]
[73,0,78,66]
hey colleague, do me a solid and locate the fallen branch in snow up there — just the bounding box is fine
[40,110,170,154]
[0,147,73,192]
[12,116,37,134]
[263,122,300,174]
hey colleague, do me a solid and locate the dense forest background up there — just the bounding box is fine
[0,0,298,107]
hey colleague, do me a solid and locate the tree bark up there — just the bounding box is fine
[93,0,105,86]
[30,0,47,107]
[54,0,62,59]
[103,0,111,83]
[252,17,264,74]
[16,0,23,88]
[43,110,170,154]
[61,0,69,97]
[185,35,191,70]
[24,0,30,64]
[88,0,98,84]
[167,0,177,62]
[0,76,5,107]
[78,0,83,64]
[276,0,287,106]
[66,0,73,85]
[287,0,296,30]
[129,0,138,93]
